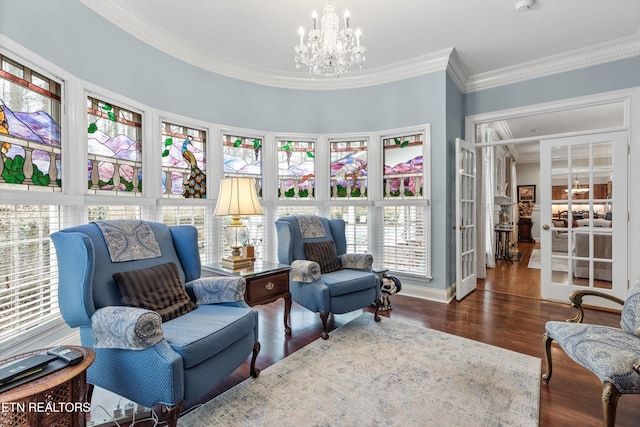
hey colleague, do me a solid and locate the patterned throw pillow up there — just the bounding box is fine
[304,240,342,274]
[113,262,197,322]
[621,283,640,336]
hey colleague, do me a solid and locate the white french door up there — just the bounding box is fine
[456,138,477,300]
[539,131,628,303]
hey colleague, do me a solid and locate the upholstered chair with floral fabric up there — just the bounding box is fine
[542,284,640,427]
[51,220,260,427]
[275,216,381,339]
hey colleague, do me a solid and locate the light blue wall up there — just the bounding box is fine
[6,0,636,294]
[466,55,640,116]
[0,0,453,290]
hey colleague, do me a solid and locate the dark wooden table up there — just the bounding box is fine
[204,260,292,335]
[0,346,95,427]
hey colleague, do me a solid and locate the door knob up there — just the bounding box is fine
[542,224,550,230]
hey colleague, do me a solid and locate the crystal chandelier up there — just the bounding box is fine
[294,0,366,77]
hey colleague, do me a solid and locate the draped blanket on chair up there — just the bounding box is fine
[94,220,162,262]
[295,215,326,238]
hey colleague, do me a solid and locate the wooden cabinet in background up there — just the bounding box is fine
[551,183,609,200]
[518,217,535,243]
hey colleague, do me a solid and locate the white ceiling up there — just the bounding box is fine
[82,0,640,90]
[81,0,637,155]
[485,102,625,162]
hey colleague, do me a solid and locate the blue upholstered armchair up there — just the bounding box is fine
[50,221,260,427]
[542,286,640,427]
[275,216,381,339]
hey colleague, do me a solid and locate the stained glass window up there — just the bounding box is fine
[383,133,424,198]
[162,121,207,198]
[330,138,367,199]
[0,55,62,191]
[87,96,142,195]
[222,133,262,196]
[277,139,315,199]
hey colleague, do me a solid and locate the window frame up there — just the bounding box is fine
[0,43,434,356]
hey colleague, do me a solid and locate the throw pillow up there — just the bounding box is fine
[621,283,640,337]
[113,262,197,322]
[304,240,342,274]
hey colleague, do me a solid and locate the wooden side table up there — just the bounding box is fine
[0,346,95,427]
[494,227,513,263]
[203,260,292,335]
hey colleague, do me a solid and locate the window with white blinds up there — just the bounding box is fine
[0,205,61,346]
[330,206,369,254]
[277,206,319,218]
[217,215,266,261]
[382,205,428,274]
[87,205,142,221]
[161,206,208,262]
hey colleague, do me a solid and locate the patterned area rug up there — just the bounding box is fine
[528,248,569,272]
[178,314,540,427]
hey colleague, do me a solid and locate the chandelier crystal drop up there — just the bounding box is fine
[294,0,366,77]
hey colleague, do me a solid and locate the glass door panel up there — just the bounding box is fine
[541,132,626,303]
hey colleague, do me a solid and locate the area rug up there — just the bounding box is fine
[178,314,540,427]
[528,248,569,272]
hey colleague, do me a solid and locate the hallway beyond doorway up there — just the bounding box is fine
[478,242,540,299]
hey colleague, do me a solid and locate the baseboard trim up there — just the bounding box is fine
[399,282,453,304]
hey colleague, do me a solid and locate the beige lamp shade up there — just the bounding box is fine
[214,177,263,269]
[214,177,263,217]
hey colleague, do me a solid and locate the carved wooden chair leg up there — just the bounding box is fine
[541,332,553,384]
[319,311,330,340]
[84,383,95,423]
[156,401,183,427]
[250,341,261,378]
[373,297,382,322]
[602,382,621,427]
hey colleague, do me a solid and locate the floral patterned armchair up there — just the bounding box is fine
[542,285,640,427]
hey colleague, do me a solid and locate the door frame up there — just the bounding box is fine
[539,131,628,302]
[464,88,639,298]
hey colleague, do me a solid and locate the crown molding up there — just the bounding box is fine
[81,1,453,90]
[81,1,640,92]
[445,48,469,93]
[465,31,640,93]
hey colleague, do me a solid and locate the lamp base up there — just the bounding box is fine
[221,256,254,269]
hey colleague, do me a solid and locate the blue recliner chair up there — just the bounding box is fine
[275,216,381,339]
[50,221,260,427]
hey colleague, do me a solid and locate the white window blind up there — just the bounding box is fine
[0,205,61,346]
[161,206,208,263]
[382,205,428,274]
[87,205,142,221]
[330,206,370,253]
[217,215,266,261]
[277,206,318,218]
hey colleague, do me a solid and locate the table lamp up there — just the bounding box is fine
[214,177,263,269]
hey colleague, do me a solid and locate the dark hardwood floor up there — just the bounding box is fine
[182,288,637,427]
[115,246,635,426]
[478,241,541,298]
